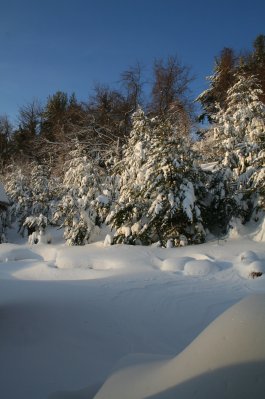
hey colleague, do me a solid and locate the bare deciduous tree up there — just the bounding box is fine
[150,56,193,117]
[120,62,145,111]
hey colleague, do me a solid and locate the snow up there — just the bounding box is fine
[93,295,265,399]
[181,182,195,221]
[0,182,9,204]
[183,259,220,276]
[103,234,113,247]
[200,162,219,172]
[0,227,264,399]
[235,250,265,279]
[254,216,265,242]
[96,195,109,205]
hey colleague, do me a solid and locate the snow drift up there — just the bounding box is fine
[93,294,265,399]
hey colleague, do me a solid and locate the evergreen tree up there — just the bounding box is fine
[0,115,12,171]
[200,73,265,231]
[4,165,32,233]
[30,163,58,221]
[108,109,205,246]
[197,48,236,123]
[41,91,68,142]
[242,34,265,104]
[4,163,58,235]
[53,143,110,245]
[106,107,152,244]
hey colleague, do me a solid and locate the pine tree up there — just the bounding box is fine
[108,109,206,246]
[197,48,236,123]
[106,107,152,244]
[138,118,205,246]
[200,73,265,231]
[4,163,59,236]
[30,163,57,219]
[4,165,32,234]
[53,143,109,245]
[242,34,265,104]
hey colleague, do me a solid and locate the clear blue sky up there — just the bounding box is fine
[0,0,264,123]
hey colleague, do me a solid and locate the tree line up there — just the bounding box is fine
[0,55,193,171]
[0,34,264,246]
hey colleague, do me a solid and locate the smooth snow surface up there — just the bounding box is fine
[0,228,264,399]
[94,295,265,399]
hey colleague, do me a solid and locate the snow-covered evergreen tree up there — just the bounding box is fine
[53,143,111,245]
[108,109,206,246]
[23,214,51,244]
[200,73,265,231]
[4,163,59,235]
[4,165,32,233]
[139,118,205,246]
[106,107,152,243]
[30,163,59,220]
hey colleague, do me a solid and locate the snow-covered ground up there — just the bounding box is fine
[0,225,265,399]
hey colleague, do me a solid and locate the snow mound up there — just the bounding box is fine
[54,245,155,272]
[236,260,265,279]
[184,259,219,276]
[239,250,259,264]
[55,247,115,270]
[92,295,265,399]
[161,256,193,272]
[235,250,264,278]
[0,244,42,262]
[161,254,217,274]
[191,253,215,261]
[161,256,219,276]
[253,216,265,242]
[228,215,265,242]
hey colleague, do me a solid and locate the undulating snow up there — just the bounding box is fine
[0,224,264,399]
[93,295,265,399]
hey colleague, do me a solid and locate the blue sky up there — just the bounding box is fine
[0,0,264,123]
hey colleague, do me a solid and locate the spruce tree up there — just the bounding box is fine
[106,106,152,244]
[138,118,205,246]
[197,48,236,123]
[4,165,32,234]
[4,163,58,236]
[108,109,206,246]
[53,143,110,245]
[201,73,265,231]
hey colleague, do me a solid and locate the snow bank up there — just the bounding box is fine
[53,246,130,270]
[0,244,42,262]
[93,295,265,399]
[161,254,219,276]
[235,250,265,279]
[228,215,265,242]
[54,245,155,272]
[253,215,265,242]
[1,241,263,281]
[183,259,220,276]
[161,256,193,272]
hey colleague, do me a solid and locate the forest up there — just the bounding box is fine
[0,34,264,247]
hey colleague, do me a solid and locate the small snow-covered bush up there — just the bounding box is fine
[24,214,52,245]
[104,234,113,247]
